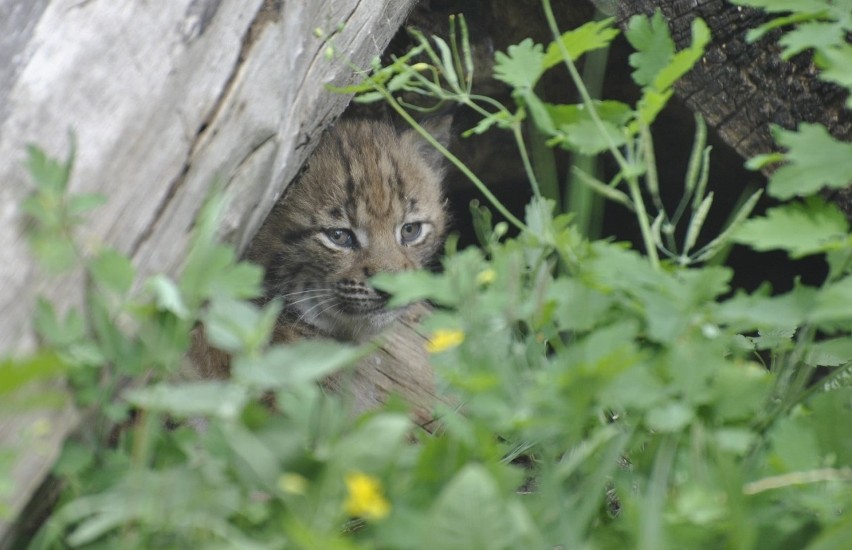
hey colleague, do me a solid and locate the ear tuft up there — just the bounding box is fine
[403,113,454,171]
[418,113,454,149]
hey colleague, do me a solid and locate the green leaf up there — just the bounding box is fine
[522,91,556,135]
[750,326,797,351]
[652,18,710,91]
[710,363,771,423]
[352,91,385,104]
[547,101,630,154]
[222,423,280,486]
[203,297,279,354]
[124,380,249,420]
[646,401,694,432]
[26,144,71,193]
[462,110,514,137]
[632,87,673,130]
[371,270,454,307]
[546,101,633,127]
[549,278,614,332]
[525,196,559,244]
[146,275,190,319]
[27,234,77,273]
[625,10,675,87]
[231,341,364,389]
[732,198,850,258]
[808,516,852,550]
[493,38,545,90]
[769,124,852,199]
[334,414,411,472]
[778,21,845,59]
[66,193,107,216]
[808,388,852,465]
[556,119,625,155]
[60,468,247,548]
[714,285,816,331]
[767,416,822,472]
[818,43,852,106]
[88,291,142,373]
[746,10,828,43]
[88,248,135,295]
[714,428,757,456]
[34,298,85,347]
[604,367,666,410]
[0,353,66,396]
[806,337,852,367]
[181,195,263,307]
[730,0,831,14]
[426,465,520,550]
[745,152,785,171]
[626,14,708,130]
[54,441,96,478]
[542,18,619,66]
[809,275,852,325]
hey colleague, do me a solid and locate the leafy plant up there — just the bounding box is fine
[3,0,852,548]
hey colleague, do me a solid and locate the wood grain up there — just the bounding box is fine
[0,0,417,543]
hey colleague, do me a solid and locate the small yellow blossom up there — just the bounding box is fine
[411,62,431,72]
[29,418,52,438]
[344,472,390,520]
[426,329,465,353]
[476,268,497,286]
[278,473,308,495]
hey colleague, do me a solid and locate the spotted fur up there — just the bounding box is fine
[245,118,449,343]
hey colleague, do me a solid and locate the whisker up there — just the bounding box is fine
[316,302,342,323]
[272,288,331,300]
[276,288,330,298]
[296,297,337,325]
[288,293,332,307]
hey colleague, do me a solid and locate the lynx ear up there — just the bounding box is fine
[418,113,453,149]
[404,113,454,170]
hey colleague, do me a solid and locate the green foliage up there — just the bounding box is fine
[542,18,619,67]
[766,124,852,199]
[733,198,851,258]
[5,0,852,548]
[735,0,852,107]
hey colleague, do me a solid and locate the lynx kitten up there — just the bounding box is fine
[245,117,449,343]
[190,117,450,423]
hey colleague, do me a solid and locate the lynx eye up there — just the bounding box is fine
[400,222,424,245]
[324,228,357,249]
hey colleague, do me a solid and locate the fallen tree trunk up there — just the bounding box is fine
[0,0,417,543]
[609,0,852,213]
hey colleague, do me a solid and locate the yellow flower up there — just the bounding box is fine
[476,268,497,286]
[426,329,465,353]
[344,472,390,521]
[278,473,308,495]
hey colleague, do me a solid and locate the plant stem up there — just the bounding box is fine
[566,17,609,238]
[542,0,629,172]
[375,85,528,232]
[514,120,545,199]
[626,174,661,269]
[542,0,660,268]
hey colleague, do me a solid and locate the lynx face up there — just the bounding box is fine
[246,118,448,341]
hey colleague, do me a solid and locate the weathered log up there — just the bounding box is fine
[0,0,417,543]
[609,0,852,213]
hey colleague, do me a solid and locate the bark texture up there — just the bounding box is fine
[611,0,852,213]
[0,0,416,543]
